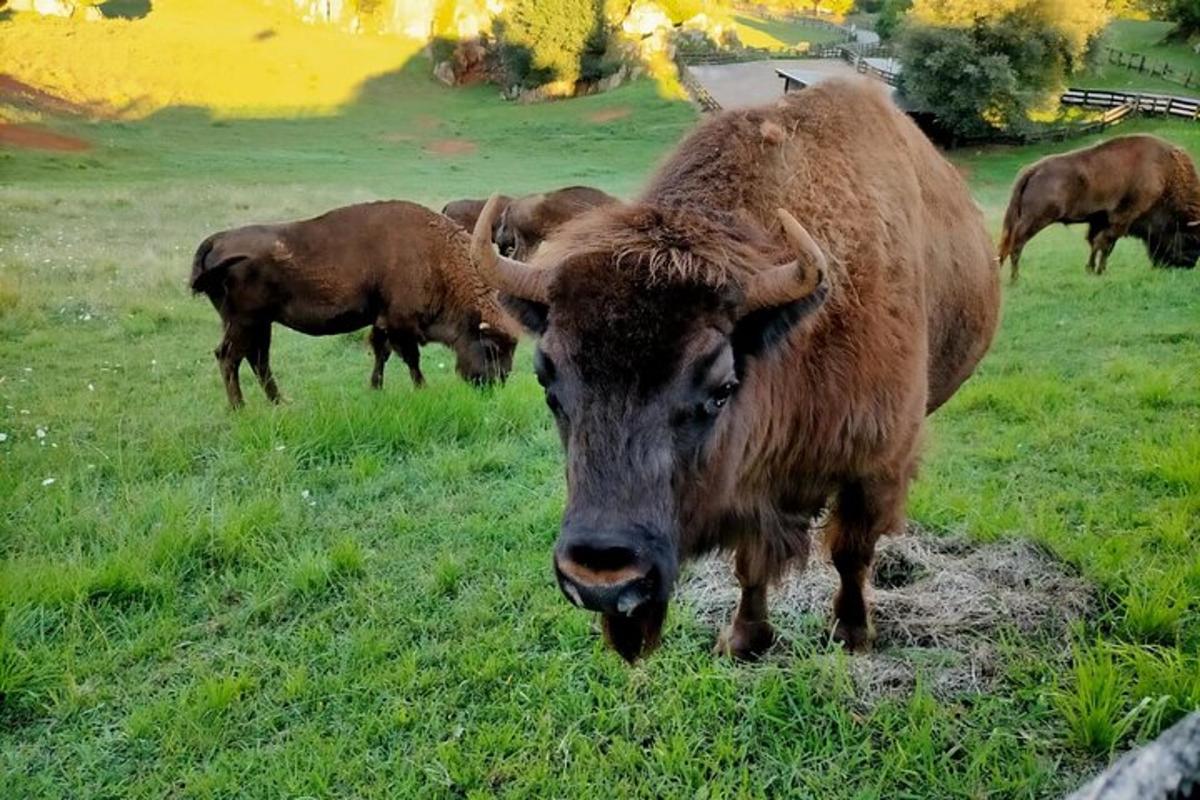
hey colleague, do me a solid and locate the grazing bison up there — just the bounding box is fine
[470,79,1001,662]
[998,134,1200,282]
[191,201,519,409]
[441,195,512,233]
[494,185,618,259]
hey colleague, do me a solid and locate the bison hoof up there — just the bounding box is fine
[714,620,776,661]
[832,619,873,653]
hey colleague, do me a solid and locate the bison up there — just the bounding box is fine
[998,134,1200,283]
[469,78,1001,663]
[191,200,519,409]
[494,185,619,259]
[441,195,511,233]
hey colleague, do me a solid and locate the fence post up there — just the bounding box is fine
[1139,54,1146,73]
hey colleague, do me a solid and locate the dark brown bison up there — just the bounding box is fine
[469,78,1001,663]
[494,185,619,259]
[999,134,1200,282]
[441,195,511,233]
[191,200,519,409]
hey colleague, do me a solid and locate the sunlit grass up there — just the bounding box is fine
[0,0,425,117]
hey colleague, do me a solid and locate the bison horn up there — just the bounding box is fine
[1188,220,1200,227]
[743,209,828,311]
[471,194,551,303]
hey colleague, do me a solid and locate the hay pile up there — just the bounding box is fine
[679,525,1092,701]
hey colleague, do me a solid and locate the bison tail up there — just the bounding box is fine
[189,233,249,298]
[998,170,1032,265]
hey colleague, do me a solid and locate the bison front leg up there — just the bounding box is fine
[828,474,909,652]
[390,333,425,388]
[715,542,777,661]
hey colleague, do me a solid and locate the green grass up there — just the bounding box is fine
[2,56,1199,798]
[1079,19,1200,93]
[731,12,848,51]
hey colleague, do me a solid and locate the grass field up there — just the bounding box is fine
[731,12,849,50]
[2,32,1200,800]
[1080,19,1200,94]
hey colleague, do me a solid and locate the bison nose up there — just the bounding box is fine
[554,539,657,617]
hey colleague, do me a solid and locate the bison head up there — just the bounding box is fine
[470,195,828,661]
[455,315,517,386]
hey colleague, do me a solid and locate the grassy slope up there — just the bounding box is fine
[1,39,1199,800]
[731,12,847,50]
[1079,19,1200,94]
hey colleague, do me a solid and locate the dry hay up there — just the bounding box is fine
[678,525,1092,702]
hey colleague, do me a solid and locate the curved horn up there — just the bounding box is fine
[743,209,828,311]
[1188,220,1200,227]
[471,193,550,303]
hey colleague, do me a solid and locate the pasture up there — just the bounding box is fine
[2,47,1200,800]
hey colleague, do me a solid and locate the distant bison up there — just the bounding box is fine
[494,185,618,259]
[441,195,511,233]
[191,201,519,409]
[470,79,1000,662]
[999,134,1200,282]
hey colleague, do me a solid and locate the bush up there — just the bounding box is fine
[897,1,1105,140]
[495,0,613,89]
[875,0,912,39]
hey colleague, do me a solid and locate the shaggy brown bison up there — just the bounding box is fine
[999,134,1200,282]
[470,78,1001,663]
[494,185,618,259]
[441,195,511,233]
[191,201,519,409]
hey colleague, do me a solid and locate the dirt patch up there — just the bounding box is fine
[0,75,103,118]
[679,525,1091,702]
[0,123,91,152]
[415,114,442,130]
[425,138,477,156]
[586,106,632,124]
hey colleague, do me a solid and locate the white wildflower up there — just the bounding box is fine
[42,477,55,486]
[35,427,46,439]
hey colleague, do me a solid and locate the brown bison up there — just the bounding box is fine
[998,134,1200,282]
[494,185,619,259]
[441,195,511,233]
[191,200,519,409]
[470,78,1001,662]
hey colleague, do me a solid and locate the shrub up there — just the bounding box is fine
[496,0,611,89]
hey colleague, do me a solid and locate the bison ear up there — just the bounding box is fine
[730,290,826,366]
[500,293,549,335]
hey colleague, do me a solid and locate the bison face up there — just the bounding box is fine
[467,197,829,662]
[455,323,517,386]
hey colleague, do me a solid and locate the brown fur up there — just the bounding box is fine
[191,200,519,408]
[496,185,619,259]
[441,195,512,233]
[521,79,1001,661]
[998,134,1200,282]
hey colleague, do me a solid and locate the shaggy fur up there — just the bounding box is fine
[495,185,619,260]
[516,78,1001,661]
[998,134,1200,282]
[191,200,519,408]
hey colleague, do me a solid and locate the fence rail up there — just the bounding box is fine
[1103,46,1199,91]
[1062,87,1200,120]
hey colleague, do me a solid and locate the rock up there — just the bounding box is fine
[621,0,672,38]
[1068,713,1200,800]
[433,60,456,87]
[82,4,102,20]
[9,0,75,16]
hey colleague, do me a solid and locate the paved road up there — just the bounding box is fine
[687,58,896,110]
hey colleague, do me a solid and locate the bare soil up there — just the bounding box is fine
[425,138,477,156]
[0,123,91,152]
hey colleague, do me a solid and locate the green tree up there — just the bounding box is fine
[876,0,913,39]
[897,0,1107,139]
[1161,0,1200,40]
[495,0,609,89]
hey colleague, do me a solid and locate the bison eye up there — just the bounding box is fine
[703,381,738,416]
[545,391,565,417]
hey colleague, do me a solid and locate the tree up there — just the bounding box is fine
[495,0,609,89]
[876,0,913,39]
[1161,0,1200,40]
[896,0,1108,139]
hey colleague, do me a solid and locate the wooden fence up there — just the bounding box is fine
[1103,47,1200,91]
[1061,87,1200,120]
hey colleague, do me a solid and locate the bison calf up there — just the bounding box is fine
[494,185,618,259]
[999,134,1200,282]
[191,201,519,408]
[441,195,512,233]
